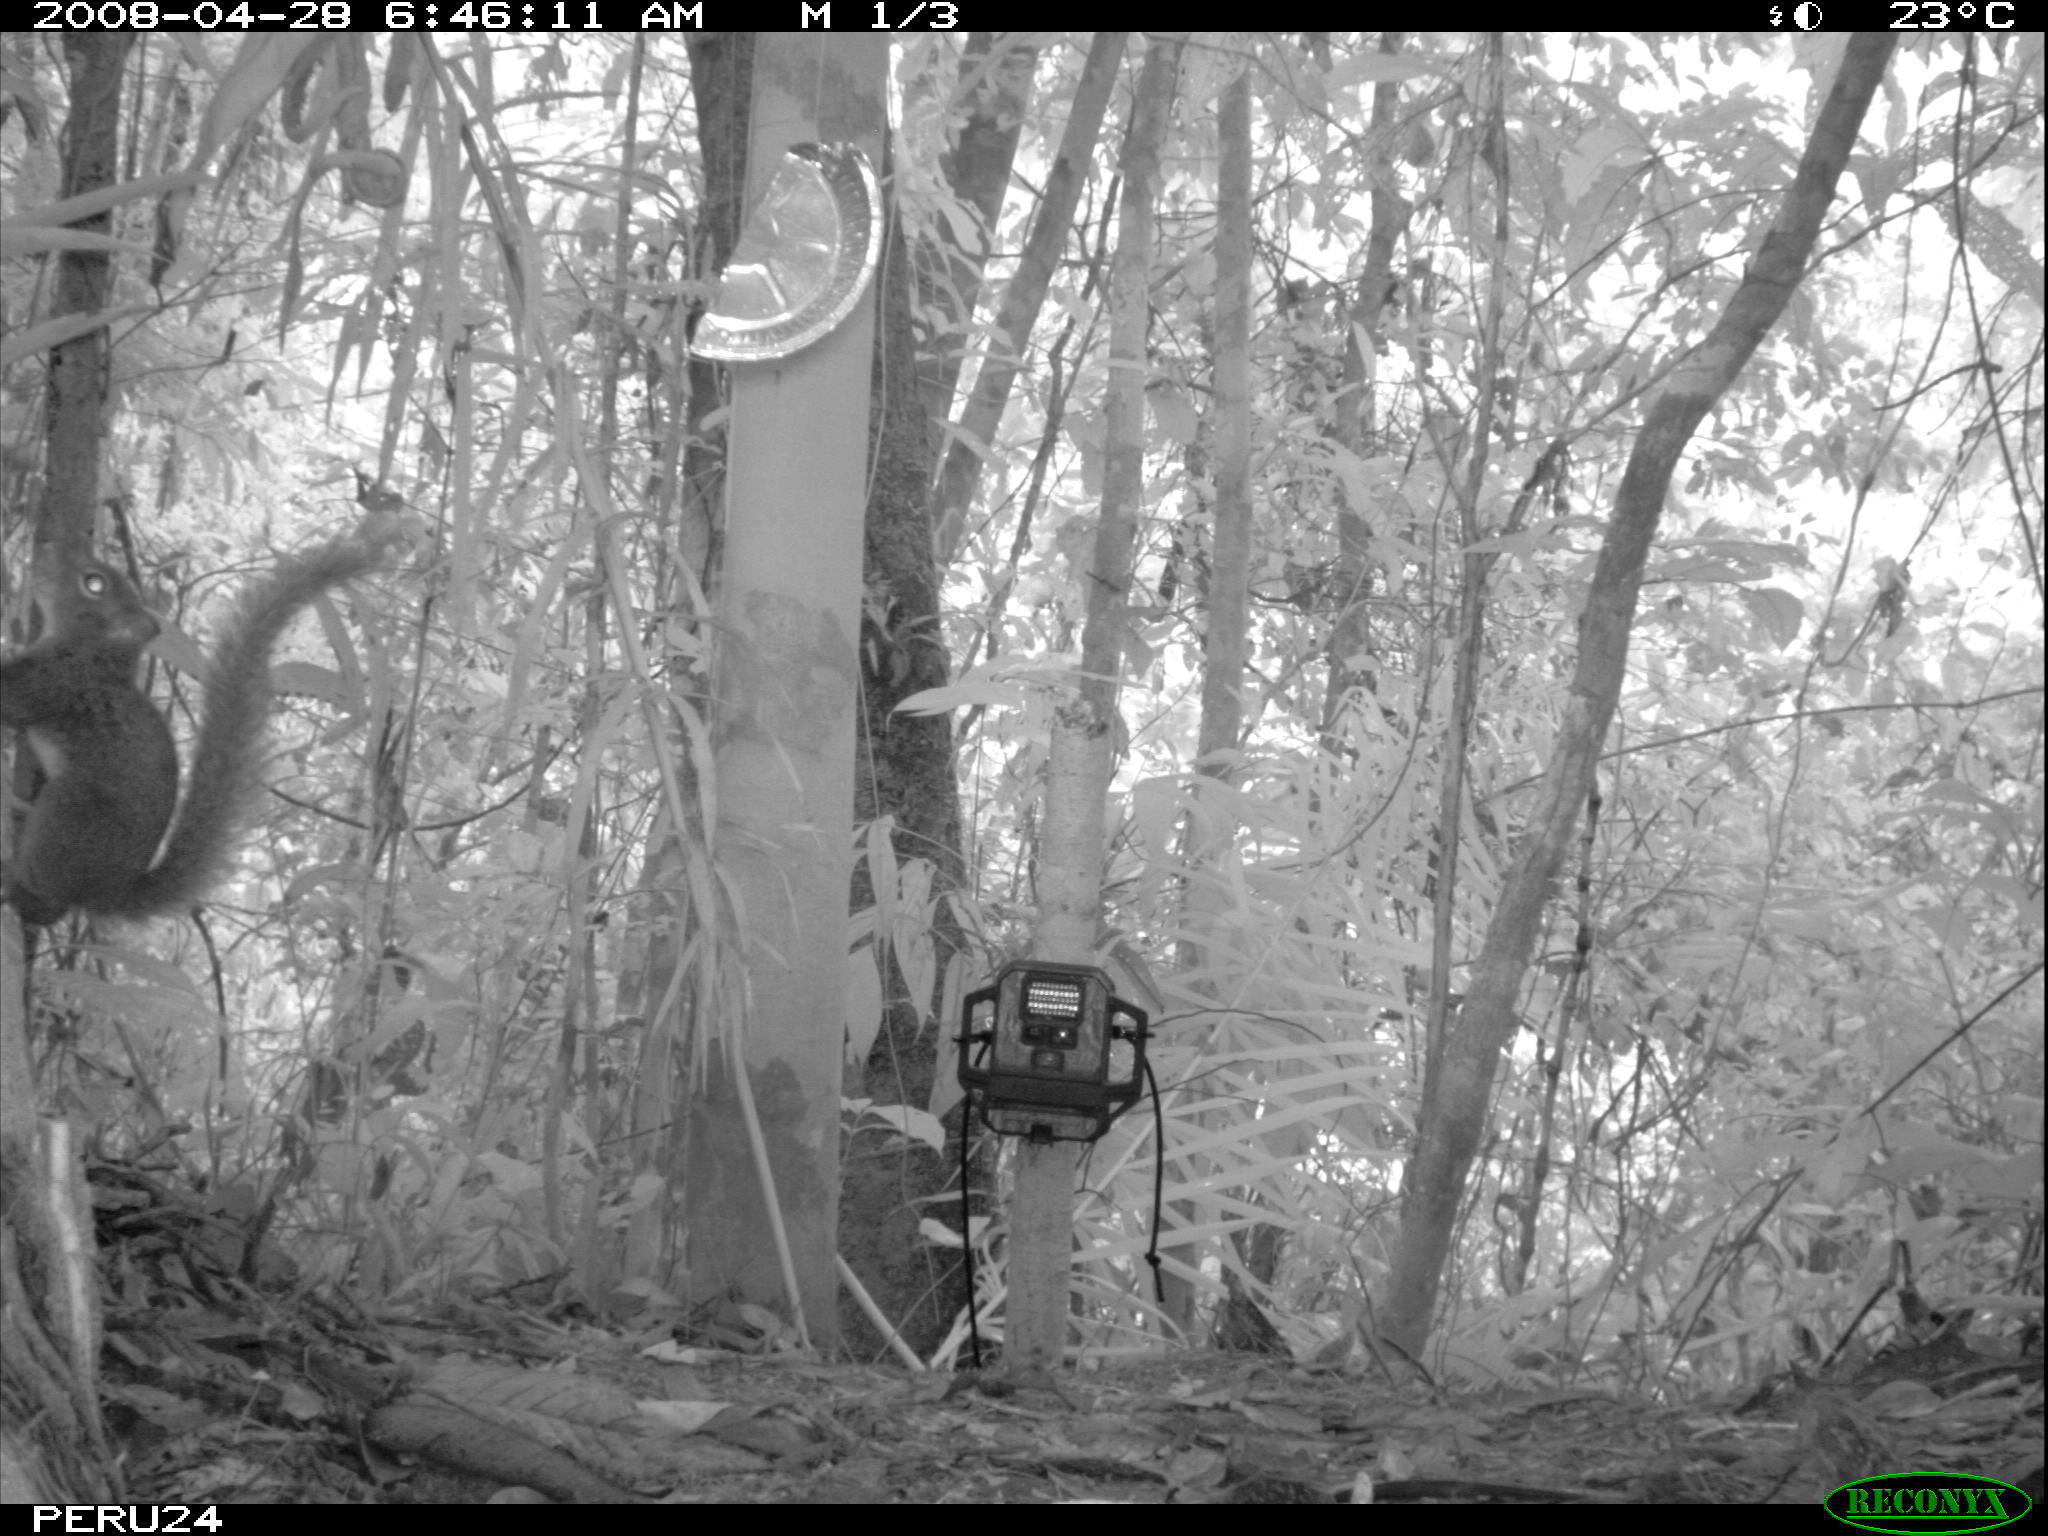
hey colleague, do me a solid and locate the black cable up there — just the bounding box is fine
[958,1103,983,1370]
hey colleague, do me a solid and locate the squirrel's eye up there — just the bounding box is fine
[80,570,109,598]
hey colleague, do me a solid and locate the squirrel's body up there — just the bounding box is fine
[1,534,391,925]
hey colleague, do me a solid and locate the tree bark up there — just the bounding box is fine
[840,124,969,1362]
[2,32,135,1504]
[917,33,1035,440]
[930,33,1124,566]
[1161,53,1255,1338]
[685,33,889,1353]
[1379,33,1899,1355]
[1010,34,1183,1377]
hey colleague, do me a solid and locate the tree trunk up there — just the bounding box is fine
[684,33,888,1353]
[1009,34,1184,1376]
[2,32,136,1505]
[930,33,1124,566]
[840,124,970,1362]
[1379,33,1898,1355]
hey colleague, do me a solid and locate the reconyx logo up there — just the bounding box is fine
[1823,1472,2032,1532]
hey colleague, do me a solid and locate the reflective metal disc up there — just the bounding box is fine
[692,142,882,362]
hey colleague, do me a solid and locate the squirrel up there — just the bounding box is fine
[1,530,396,926]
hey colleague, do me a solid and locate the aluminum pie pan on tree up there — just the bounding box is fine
[692,142,882,363]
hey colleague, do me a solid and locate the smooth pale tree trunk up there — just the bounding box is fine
[685,33,888,1352]
[1009,35,1184,1377]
